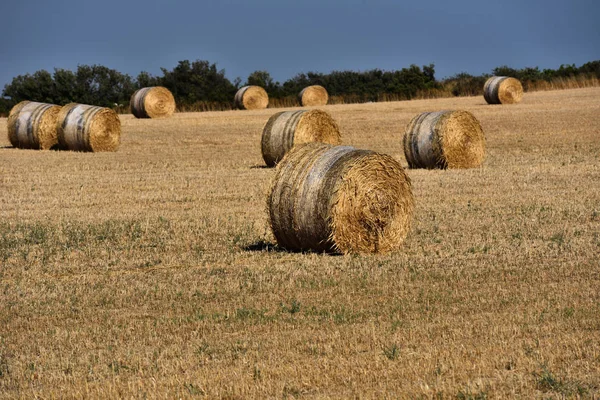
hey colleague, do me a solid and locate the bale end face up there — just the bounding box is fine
[438,111,486,169]
[294,109,341,145]
[330,152,414,254]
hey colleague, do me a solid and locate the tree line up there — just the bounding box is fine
[1,60,598,115]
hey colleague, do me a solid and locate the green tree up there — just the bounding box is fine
[136,71,160,89]
[160,60,236,105]
[246,70,280,96]
[3,70,55,104]
[446,72,489,96]
[578,60,600,77]
[0,96,12,116]
[53,68,77,104]
[73,65,135,107]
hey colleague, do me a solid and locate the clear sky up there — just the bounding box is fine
[1,0,599,91]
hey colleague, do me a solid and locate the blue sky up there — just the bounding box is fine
[1,0,599,91]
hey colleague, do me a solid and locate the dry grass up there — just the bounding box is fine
[1,88,599,398]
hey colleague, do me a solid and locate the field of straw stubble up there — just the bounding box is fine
[1,88,599,398]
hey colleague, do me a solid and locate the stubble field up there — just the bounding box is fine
[1,88,599,398]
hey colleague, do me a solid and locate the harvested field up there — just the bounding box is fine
[1,88,599,398]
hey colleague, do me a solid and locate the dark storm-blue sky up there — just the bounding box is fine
[1,0,599,91]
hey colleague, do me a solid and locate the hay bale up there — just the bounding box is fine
[403,110,485,169]
[268,143,414,254]
[130,86,176,118]
[56,103,121,152]
[483,76,523,104]
[6,101,61,149]
[234,86,269,110]
[298,85,329,106]
[261,109,341,167]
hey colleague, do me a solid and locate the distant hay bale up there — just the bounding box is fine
[403,110,485,169]
[483,76,523,104]
[234,86,269,110]
[268,143,414,254]
[56,103,121,152]
[7,101,61,150]
[261,109,341,167]
[130,86,176,118]
[298,85,329,106]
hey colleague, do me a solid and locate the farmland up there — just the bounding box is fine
[1,88,599,398]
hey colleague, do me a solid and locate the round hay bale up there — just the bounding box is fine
[298,85,329,106]
[234,86,269,110]
[7,101,61,150]
[403,110,485,169]
[261,109,341,167]
[268,143,414,254]
[483,76,523,104]
[130,86,176,118]
[56,103,121,152]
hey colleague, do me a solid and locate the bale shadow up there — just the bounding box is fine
[249,164,271,169]
[243,240,341,256]
[243,240,287,253]
[1,145,68,151]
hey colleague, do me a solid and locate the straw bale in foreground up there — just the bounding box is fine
[268,143,414,254]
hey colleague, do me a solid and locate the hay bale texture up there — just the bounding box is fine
[483,76,524,104]
[298,85,329,106]
[56,103,121,152]
[403,110,485,169]
[234,86,269,110]
[268,143,414,254]
[7,101,61,149]
[261,109,341,167]
[130,86,176,118]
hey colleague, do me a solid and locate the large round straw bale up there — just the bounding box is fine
[483,76,523,104]
[268,143,414,254]
[7,101,61,149]
[234,86,269,110]
[298,85,329,106]
[403,110,485,169]
[56,103,121,152]
[130,86,176,118]
[261,109,341,167]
